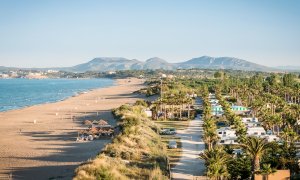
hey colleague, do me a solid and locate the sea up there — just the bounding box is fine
[0,78,115,112]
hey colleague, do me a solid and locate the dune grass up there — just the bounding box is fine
[74,103,169,180]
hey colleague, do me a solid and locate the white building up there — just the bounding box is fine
[144,110,152,118]
[264,135,280,142]
[219,137,239,145]
[209,93,216,99]
[217,127,238,145]
[209,99,219,105]
[108,71,116,75]
[242,117,261,127]
[247,127,266,137]
[217,127,236,138]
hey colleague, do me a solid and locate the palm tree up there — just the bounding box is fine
[280,127,299,148]
[203,130,219,151]
[256,164,276,180]
[203,118,219,150]
[239,136,273,172]
[200,146,230,180]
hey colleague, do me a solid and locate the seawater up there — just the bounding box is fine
[0,78,115,112]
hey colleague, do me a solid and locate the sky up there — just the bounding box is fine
[0,0,299,68]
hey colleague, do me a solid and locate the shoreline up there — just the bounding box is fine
[0,78,116,113]
[0,78,145,180]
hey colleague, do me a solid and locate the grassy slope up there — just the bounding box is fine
[74,104,169,180]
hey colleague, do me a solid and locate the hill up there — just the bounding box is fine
[275,66,300,72]
[176,56,272,71]
[1,56,277,72]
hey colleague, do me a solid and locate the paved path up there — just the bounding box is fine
[171,114,206,179]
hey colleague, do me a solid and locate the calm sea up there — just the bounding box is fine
[0,78,115,112]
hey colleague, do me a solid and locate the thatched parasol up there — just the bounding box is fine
[98,119,108,126]
[83,120,92,125]
[92,120,99,124]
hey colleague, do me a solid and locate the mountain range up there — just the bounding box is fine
[1,56,296,72]
[62,56,275,72]
[275,66,300,72]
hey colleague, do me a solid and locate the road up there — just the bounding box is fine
[171,113,206,179]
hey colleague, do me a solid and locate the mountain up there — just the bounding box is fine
[0,56,277,72]
[275,66,300,72]
[67,57,144,72]
[143,57,174,70]
[66,56,273,72]
[177,56,272,71]
[64,57,175,72]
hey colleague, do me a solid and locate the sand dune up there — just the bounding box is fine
[0,78,145,180]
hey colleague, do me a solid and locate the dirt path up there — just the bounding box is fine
[171,113,206,179]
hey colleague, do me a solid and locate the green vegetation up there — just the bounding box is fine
[153,71,300,178]
[73,69,300,179]
[74,103,169,180]
[239,136,273,171]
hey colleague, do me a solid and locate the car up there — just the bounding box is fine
[160,128,177,135]
[160,129,169,135]
[168,128,176,135]
[168,140,177,149]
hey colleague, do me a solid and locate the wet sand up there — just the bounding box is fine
[0,78,145,180]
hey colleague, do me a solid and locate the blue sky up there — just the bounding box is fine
[0,0,299,67]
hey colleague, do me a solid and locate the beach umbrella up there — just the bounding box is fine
[83,120,92,125]
[98,119,108,125]
[92,120,99,124]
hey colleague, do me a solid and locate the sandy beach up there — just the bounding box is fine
[0,78,145,180]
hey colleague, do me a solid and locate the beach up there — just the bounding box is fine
[0,78,145,180]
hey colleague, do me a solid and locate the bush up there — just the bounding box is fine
[135,100,148,107]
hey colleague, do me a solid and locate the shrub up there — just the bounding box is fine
[135,100,148,107]
[74,102,168,179]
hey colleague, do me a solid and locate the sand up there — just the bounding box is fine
[0,78,145,180]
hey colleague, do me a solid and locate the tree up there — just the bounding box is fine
[203,118,219,150]
[239,136,273,172]
[214,71,224,79]
[227,156,251,180]
[283,73,296,87]
[256,164,276,180]
[200,146,230,180]
[266,73,278,86]
[280,127,299,148]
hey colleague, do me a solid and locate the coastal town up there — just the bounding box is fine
[1,70,300,179]
[0,69,119,79]
[1,1,300,180]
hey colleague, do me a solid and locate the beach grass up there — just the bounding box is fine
[74,103,169,180]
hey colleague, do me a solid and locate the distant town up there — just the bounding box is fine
[0,69,119,79]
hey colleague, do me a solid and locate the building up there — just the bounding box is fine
[217,127,236,138]
[144,110,152,118]
[211,105,250,116]
[219,137,239,145]
[209,93,216,99]
[264,135,280,142]
[231,105,249,112]
[209,99,219,105]
[247,127,266,137]
[211,105,224,116]
[242,117,261,127]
